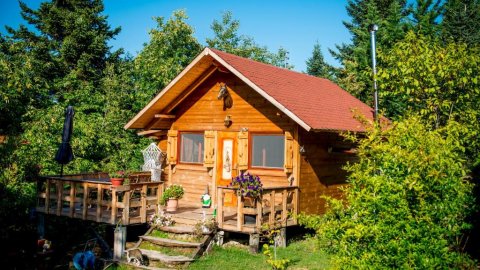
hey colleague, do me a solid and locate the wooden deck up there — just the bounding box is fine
[36,173,163,225]
[36,173,299,234]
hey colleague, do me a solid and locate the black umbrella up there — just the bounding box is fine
[55,106,74,176]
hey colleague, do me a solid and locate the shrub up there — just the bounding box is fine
[300,116,475,269]
[230,173,263,199]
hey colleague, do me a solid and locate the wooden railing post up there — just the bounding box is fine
[69,181,76,218]
[111,189,117,224]
[96,184,103,222]
[122,191,131,225]
[56,181,62,216]
[282,190,287,226]
[140,185,147,223]
[156,183,163,214]
[294,188,299,223]
[82,183,88,220]
[217,188,224,228]
[45,179,50,214]
[256,196,262,229]
[237,194,244,231]
[269,191,275,225]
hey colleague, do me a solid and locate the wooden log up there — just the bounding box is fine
[139,236,201,248]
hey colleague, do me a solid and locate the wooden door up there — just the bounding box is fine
[216,132,237,207]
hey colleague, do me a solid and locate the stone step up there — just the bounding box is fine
[139,235,202,248]
[139,249,194,264]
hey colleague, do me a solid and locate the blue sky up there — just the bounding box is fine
[0,0,351,72]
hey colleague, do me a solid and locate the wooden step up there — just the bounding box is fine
[139,249,194,264]
[139,235,202,248]
[123,262,171,270]
[158,225,212,235]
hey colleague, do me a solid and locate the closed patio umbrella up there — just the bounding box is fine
[55,106,74,176]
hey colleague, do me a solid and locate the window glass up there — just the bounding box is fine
[251,134,284,168]
[180,133,204,164]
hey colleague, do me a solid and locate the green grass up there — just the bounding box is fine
[188,237,330,270]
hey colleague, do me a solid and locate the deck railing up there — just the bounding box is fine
[216,186,299,233]
[36,173,163,225]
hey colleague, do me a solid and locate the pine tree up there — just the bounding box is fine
[407,0,444,36]
[306,42,333,79]
[332,0,407,103]
[442,0,480,45]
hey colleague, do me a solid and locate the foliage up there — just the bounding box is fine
[263,244,290,270]
[305,42,334,80]
[229,173,263,199]
[149,209,175,227]
[207,11,293,69]
[442,0,480,45]
[299,116,475,269]
[160,184,185,204]
[407,0,443,36]
[193,218,217,237]
[377,31,480,164]
[134,10,201,106]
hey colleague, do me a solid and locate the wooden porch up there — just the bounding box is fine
[36,173,299,233]
[36,173,163,225]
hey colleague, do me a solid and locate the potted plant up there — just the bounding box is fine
[230,173,263,224]
[161,184,184,212]
[110,170,127,186]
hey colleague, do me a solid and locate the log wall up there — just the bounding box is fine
[298,130,357,215]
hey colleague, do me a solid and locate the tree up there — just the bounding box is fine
[442,0,480,45]
[134,10,201,104]
[332,0,408,103]
[206,11,293,69]
[300,116,475,268]
[407,0,444,36]
[306,42,334,79]
[377,31,480,163]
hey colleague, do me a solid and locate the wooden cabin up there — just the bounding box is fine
[125,48,374,235]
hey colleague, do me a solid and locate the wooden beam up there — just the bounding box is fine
[137,130,167,136]
[154,114,175,119]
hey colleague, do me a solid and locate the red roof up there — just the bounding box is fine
[210,48,374,132]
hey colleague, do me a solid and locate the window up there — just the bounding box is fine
[251,134,284,169]
[180,133,204,164]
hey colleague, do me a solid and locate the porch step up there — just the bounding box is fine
[158,225,195,234]
[139,249,194,264]
[139,235,202,248]
[123,261,171,270]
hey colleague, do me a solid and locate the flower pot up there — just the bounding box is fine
[166,198,179,212]
[110,178,124,186]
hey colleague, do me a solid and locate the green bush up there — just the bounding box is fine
[300,116,475,269]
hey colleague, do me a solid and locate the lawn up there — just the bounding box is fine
[188,237,330,270]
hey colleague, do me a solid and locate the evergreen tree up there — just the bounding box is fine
[407,0,444,36]
[306,42,333,79]
[332,0,407,103]
[134,10,201,104]
[442,0,480,45]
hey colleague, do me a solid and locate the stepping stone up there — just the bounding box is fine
[139,235,202,248]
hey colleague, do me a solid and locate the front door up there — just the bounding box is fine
[216,132,238,207]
